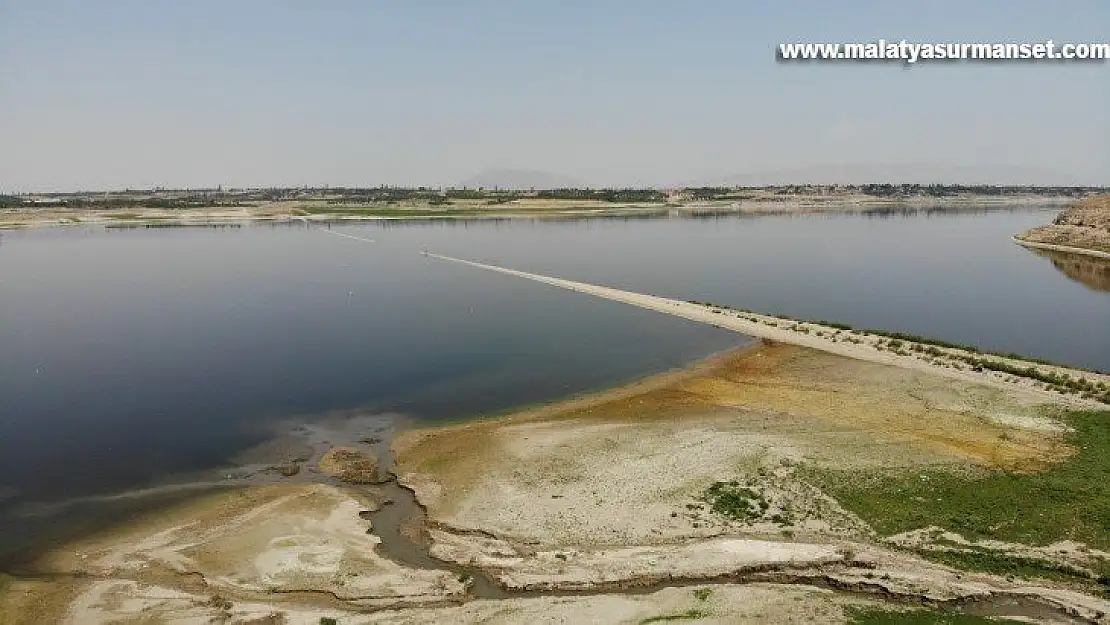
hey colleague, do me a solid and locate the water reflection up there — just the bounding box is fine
[1026,248,1110,293]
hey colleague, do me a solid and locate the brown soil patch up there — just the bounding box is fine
[394,344,1071,548]
[1020,194,1110,254]
[318,446,381,484]
[0,576,83,625]
[1054,194,1110,231]
[398,343,1069,487]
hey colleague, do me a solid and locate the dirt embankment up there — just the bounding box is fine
[1018,195,1110,256]
[318,446,384,484]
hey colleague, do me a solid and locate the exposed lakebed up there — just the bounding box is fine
[0,206,1106,564]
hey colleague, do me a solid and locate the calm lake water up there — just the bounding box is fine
[0,207,1107,514]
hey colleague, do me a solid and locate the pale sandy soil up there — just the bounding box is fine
[425,533,1110,621]
[391,341,1110,621]
[29,484,465,615]
[1017,195,1110,256]
[0,206,260,229]
[397,344,1070,551]
[5,345,1107,623]
[49,580,869,624]
[394,343,1086,543]
[0,193,1075,228]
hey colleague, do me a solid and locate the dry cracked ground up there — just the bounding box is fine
[3,343,1109,624]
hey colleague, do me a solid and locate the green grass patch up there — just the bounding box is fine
[701,480,769,522]
[638,609,709,624]
[299,205,474,218]
[806,409,1110,550]
[297,203,666,219]
[683,300,1108,378]
[846,605,1026,625]
[692,587,713,601]
[914,548,1109,593]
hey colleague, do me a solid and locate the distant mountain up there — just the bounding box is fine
[458,168,585,190]
[691,163,1088,187]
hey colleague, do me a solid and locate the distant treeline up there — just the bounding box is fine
[535,188,667,202]
[5,185,1106,210]
[854,184,1097,198]
[3,197,244,209]
[683,184,1103,200]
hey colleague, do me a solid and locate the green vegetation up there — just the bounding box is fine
[319,618,338,625]
[298,206,490,218]
[868,340,1108,402]
[914,548,1109,593]
[846,605,1027,625]
[691,298,1095,370]
[44,197,240,209]
[638,609,709,624]
[683,299,1110,403]
[537,188,666,203]
[857,183,1092,199]
[864,329,1065,368]
[701,480,768,522]
[9,185,1104,219]
[692,587,713,601]
[807,410,1110,550]
[296,203,663,219]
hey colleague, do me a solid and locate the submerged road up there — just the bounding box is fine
[424,252,859,353]
[295,216,376,243]
[422,252,1106,407]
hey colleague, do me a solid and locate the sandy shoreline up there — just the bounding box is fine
[4,341,1108,622]
[1015,195,1110,258]
[0,194,1072,230]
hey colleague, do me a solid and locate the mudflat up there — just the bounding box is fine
[396,343,1072,548]
[390,343,1110,622]
[5,346,1109,623]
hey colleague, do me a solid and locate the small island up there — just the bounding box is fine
[1016,195,1110,258]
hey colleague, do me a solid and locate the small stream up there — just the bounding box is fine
[352,419,507,599]
[356,431,1092,623]
[359,478,506,599]
[0,411,1096,623]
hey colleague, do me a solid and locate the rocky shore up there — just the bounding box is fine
[1017,195,1110,257]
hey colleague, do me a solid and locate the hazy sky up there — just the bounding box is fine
[2,0,1107,191]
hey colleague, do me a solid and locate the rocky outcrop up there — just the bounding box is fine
[318,446,384,484]
[1018,195,1110,255]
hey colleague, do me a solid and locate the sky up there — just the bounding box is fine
[1,0,1107,191]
